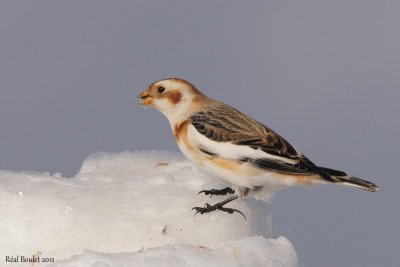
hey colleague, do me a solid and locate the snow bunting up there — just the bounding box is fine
[138,78,379,217]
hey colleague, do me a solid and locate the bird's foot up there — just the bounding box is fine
[192,195,245,219]
[197,187,235,197]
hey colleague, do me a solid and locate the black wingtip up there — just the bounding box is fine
[335,175,379,192]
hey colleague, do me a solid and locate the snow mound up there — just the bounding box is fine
[0,151,298,267]
[51,237,296,267]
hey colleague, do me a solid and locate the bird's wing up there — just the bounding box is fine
[190,102,320,175]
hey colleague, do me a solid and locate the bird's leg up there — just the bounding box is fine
[192,195,246,219]
[197,187,235,197]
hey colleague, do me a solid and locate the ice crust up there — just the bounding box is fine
[0,151,298,267]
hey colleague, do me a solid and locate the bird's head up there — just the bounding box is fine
[138,78,207,123]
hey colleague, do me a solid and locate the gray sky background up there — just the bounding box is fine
[0,1,399,266]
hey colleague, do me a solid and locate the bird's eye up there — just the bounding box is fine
[157,86,165,94]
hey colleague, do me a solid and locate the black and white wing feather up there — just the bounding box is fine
[190,102,324,176]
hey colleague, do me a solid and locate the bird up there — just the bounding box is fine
[138,78,379,218]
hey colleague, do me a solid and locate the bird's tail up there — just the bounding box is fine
[318,167,379,192]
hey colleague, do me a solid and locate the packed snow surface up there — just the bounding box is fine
[0,151,298,267]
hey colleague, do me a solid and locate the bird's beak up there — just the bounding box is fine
[137,90,152,105]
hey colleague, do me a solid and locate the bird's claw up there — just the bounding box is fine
[218,207,246,219]
[197,187,235,197]
[192,203,246,219]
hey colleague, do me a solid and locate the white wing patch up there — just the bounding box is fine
[187,124,298,165]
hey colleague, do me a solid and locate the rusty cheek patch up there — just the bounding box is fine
[166,90,182,104]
